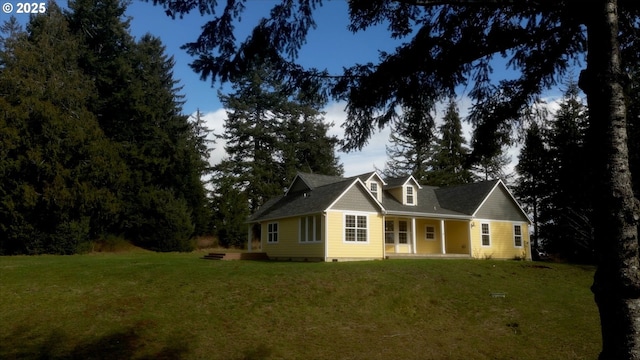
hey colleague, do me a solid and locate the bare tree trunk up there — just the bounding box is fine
[581,0,640,358]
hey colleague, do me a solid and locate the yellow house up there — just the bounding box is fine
[247,172,532,261]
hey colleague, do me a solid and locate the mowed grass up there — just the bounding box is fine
[0,253,600,360]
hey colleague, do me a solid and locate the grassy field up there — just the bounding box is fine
[0,252,600,359]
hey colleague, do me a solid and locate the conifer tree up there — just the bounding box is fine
[0,5,126,254]
[515,122,550,252]
[64,0,208,251]
[427,100,474,186]
[544,82,593,261]
[382,113,434,182]
[212,63,342,247]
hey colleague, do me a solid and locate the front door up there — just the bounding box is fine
[384,219,412,254]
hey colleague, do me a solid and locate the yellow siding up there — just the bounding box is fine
[470,221,530,259]
[261,216,325,259]
[445,221,470,255]
[415,219,442,254]
[326,211,384,260]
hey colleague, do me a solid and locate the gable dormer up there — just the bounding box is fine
[385,175,422,206]
[285,172,344,196]
[286,174,312,195]
[358,172,386,202]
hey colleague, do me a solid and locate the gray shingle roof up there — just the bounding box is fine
[249,177,355,222]
[296,173,345,189]
[384,175,413,189]
[249,173,505,222]
[434,180,500,215]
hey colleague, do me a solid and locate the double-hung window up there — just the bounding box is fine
[385,220,395,244]
[513,224,523,247]
[406,186,414,205]
[481,223,491,246]
[398,220,408,244]
[345,214,368,242]
[370,182,378,199]
[267,222,279,243]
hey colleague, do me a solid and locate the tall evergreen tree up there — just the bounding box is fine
[65,0,134,140]
[382,111,434,182]
[427,99,474,186]
[281,115,343,179]
[544,81,593,261]
[216,69,288,213]
[212,63,342,247]
[515,121,551,252]
[0,5,126,254]
[64,0,208,251]
[469,144,512,183]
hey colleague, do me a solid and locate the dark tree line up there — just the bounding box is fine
[515,81,593,262]
[0,1,211,254]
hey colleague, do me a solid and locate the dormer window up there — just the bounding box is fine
[370,182,378,199]
[406,186,415,205]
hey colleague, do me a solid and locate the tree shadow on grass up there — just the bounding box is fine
[0,322,190,360]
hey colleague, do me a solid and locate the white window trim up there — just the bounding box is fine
[398,220,409,244]
[513,224,523,248]
[405,185,416,206]
[299,215,322,243]
[343,213,370,244]
[385,220,395,244]
[267,222,279,244]
[425,225,436,241]
[370,182,379,200]
[480,222,491,247]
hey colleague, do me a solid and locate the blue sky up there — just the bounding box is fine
[126,0,403,114]
[126,0,414,175]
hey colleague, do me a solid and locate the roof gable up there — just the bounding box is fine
[473,181,531,222]
[357,172,387,186]
[328,179,382,212]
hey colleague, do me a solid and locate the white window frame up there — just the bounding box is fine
[425,225,436,241]
[385,220,395,244]
[370,182,379,200]
[513,224,523,248]
[480,222,491,247]
[267,222,279,243]
[405,185,415,205]
[398,220,409,244]
[344,213,369,243]
[300,215,322,243]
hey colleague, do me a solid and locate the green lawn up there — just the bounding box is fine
[0,253,600,359]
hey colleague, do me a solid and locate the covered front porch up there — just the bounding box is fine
[383,216,471,257]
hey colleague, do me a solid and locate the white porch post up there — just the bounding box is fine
[382,215,387,258]
[247,225,252,252]
[440,219,446,255]
[411,218,417,254]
